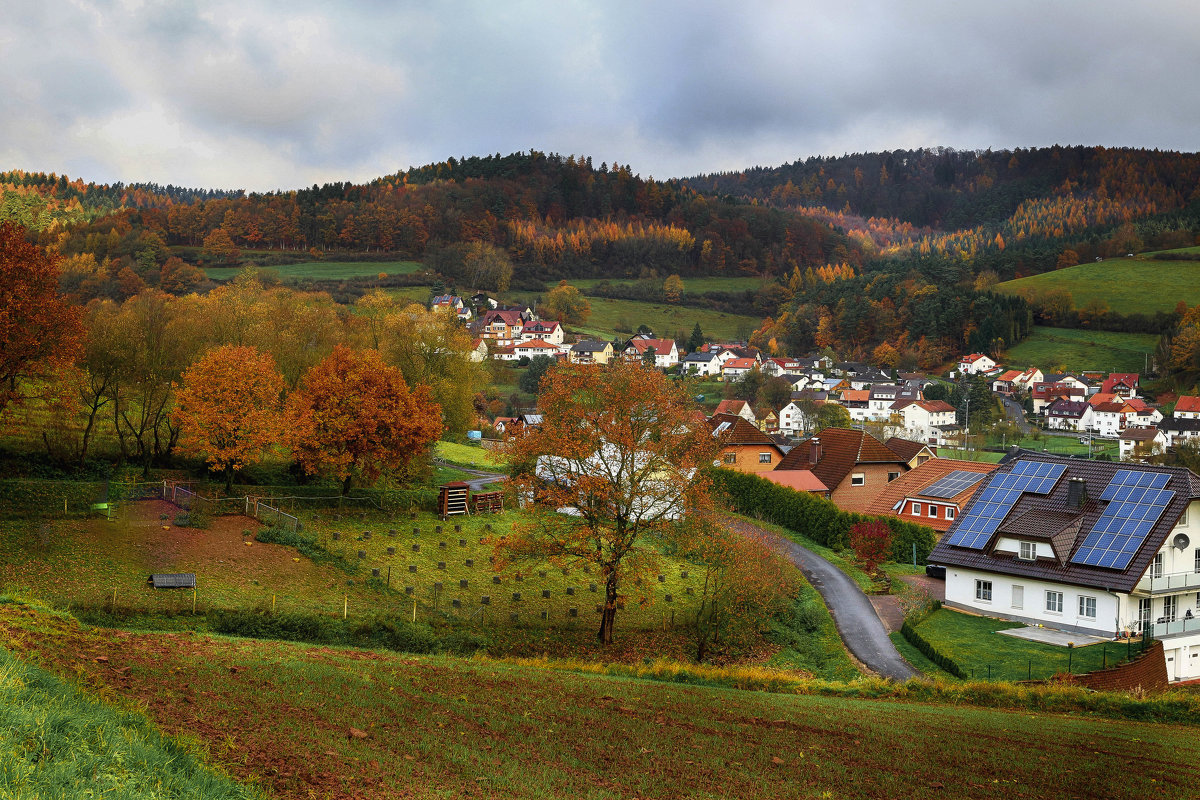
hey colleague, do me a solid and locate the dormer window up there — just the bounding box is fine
[1019,541,1036,561]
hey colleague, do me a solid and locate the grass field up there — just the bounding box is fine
[572,276,770,294]
[6,600,1200,800]
[912,607,1126,682]
[1002,325,1158,374]
[204,260,426,281]
[570,296,762,342]
[995,254,1200,313]
[434,440,505,469]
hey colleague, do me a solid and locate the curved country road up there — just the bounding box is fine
[727,518,921,682]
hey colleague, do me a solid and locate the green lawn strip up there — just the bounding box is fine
[995,255,1200,314]
[203,259,426,281]
[0,645,257,799]
[889,631,954,678]
[1001,326,1159,374]
[432,464,478,485]
[12,614,1200,800]
[572,276,769,294]
[913,608,1127,682]
[936,448,1007,464]
[434,440,506,470]
[767,583,861,680]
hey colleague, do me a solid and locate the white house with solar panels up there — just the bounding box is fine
[928,454,1200,681]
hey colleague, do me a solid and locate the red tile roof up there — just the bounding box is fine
[885,437,934,464]
[626,338,674,354]
[760,470,829,494]
[775,427,908,491]
[866,459,999,532]
[707,414,780,448]
[1176,396,1200,414]
[714,399,748,416]
[516,339,559,350]
[723,357,758,370]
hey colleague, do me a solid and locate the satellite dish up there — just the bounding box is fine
[1174,533,1191,550]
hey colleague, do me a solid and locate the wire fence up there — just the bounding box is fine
[252,501,300,532]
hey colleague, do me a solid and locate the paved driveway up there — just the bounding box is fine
[727,518,921,681]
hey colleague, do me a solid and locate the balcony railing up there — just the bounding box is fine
[1134,570,1200,595]
[1151,616,1200,638]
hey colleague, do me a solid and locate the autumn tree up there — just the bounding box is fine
[663,273,684,302]
[174,345,285,493]
[849,519,893,578]
[682,518,799,662]
[542,280,590,325]
[0,222,83,417]
[498,361,718,644]
[286,346,443,493]
[201,227,241,265]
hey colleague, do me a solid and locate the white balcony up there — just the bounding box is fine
[1134,570,1200,595]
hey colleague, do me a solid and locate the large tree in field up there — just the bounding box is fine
[174,345,285,493]
[286,346,444,493]
[542,280,590,325]
[500,361,718,644]
[0,222,83,417]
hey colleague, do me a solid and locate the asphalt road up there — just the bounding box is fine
[727,518,921,682]
[455,467,508,491]
[999,395,1034,434]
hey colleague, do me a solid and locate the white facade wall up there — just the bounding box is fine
[945,566,1122,637]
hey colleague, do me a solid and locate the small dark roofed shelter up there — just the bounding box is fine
[149,573,196,589]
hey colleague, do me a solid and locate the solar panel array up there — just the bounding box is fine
[920,470,987,499]
[1071,470,1174,570]
[944,461,1067,549]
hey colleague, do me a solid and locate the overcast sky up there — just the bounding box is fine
[5,1,1199,192]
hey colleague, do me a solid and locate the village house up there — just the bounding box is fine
[929,455,1200,682]
[513,339,562,361]
[469,337,488,362]
[681,351,721,376]
[884,437,937,469]
[721,357,759,382]
[1032,381,1087,415]
[622,338,680,369]
[838,389,871,423]
[520,320,564,345]
[1160,416,1200,449]
[957,353,997,375]
[1120,427,1168,462]
[479,309,526,346]
[1101,373,1140,399]
[708,413,788,474]
[1175,396,1200,419]
[1091,399,1139,438]
[713,399,756,424]
[866,459,998,533]
[568,340,614,365]
[891,399,959,445]
[773,428,917,513]
[1045,398,1095,432]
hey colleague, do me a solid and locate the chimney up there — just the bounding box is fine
[809,437,823,464]
[1067,477,1087,508]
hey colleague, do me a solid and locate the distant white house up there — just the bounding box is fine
[681,351,721,376]
[622,338,680,369]
[957,353,997,375]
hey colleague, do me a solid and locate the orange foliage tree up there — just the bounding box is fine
[174,345,285,493]
[498,361,718,644]
[0,222,83,417]
[286,346,443,493]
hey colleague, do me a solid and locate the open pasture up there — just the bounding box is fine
[572,275,770,294]
[995,254,1200,313]
[1001,325,1158,374]
[204,260,426,281]
[5,599,1199,800]
[570,296,762,342]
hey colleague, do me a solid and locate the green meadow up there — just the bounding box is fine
[995,254,1200,313]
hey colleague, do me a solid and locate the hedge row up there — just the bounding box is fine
[0,479,108,519]
[709,468,937,564]
[900,620,967,678]
[210,609,489,656]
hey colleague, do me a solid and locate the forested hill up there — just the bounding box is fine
[684,146,1200,280]
[5,152,862,283]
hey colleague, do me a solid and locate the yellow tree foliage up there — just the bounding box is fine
[174,345,285,493]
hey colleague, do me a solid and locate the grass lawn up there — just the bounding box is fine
[934,448,1007,463]
[572,276,770,294]
[6,600,1200,800]
[995,254,1200,314]
[434,440,505,470]
[568,297,762,342]
[912,607,1129,682]
[204,260,427,281]
[1002,326,1158,374]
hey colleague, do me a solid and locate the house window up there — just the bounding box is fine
[946,508,956,520]
[1019,541,1036,561]
[1046,591,1063,614]
[1195,548,1200,575]
[928,506,938,519]
[911,502,922,515]
[851,473,865,486]
[723,453,736,464]
[1139,597,1152,632]
[975,580,992,602]
[1153,553,1164,579]
[1164,595,1177,623]
[1078,596,1097,619]
[1012,585,1024,609]
[888,471,900,482]
[758,452,772,464]
[1183,506,1190,527]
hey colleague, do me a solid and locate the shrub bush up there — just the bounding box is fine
[900,620,967,678]
[210,609,480,656]
[255,525,358,573]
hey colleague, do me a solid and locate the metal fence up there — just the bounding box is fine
[253,501,300,532]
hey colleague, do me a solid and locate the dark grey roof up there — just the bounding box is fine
[683,351,717,362]
[571,340,609,352]
[1160,417,1200,433]
[929,455,1200,592]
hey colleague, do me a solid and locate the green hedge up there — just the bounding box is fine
[900,620,967,678]
[0,479,108,519]
[254,525,358,573]
[709,468,938,564]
